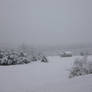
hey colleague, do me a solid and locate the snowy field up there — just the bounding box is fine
[0,56,92,92]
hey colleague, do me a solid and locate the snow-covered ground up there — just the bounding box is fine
[0,56,92,92]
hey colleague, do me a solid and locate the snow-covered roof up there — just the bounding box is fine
[64,51,72,54]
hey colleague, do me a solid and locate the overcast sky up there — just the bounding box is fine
[0,0,92,46]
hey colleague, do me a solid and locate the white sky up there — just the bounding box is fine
[0,0,92,46]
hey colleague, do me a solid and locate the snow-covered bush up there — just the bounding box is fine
[69,55,92,78]
[80,51,89,56]
[16,57,30,64]
[0,46,46,65]
[19,44,44,61]
[0,48,31,65]
[31,56,37,61]
[41,56,48,63]
[0,45,47,65]
[80,52,85,56]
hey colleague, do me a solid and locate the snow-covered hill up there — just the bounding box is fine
[0,56,92,92]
